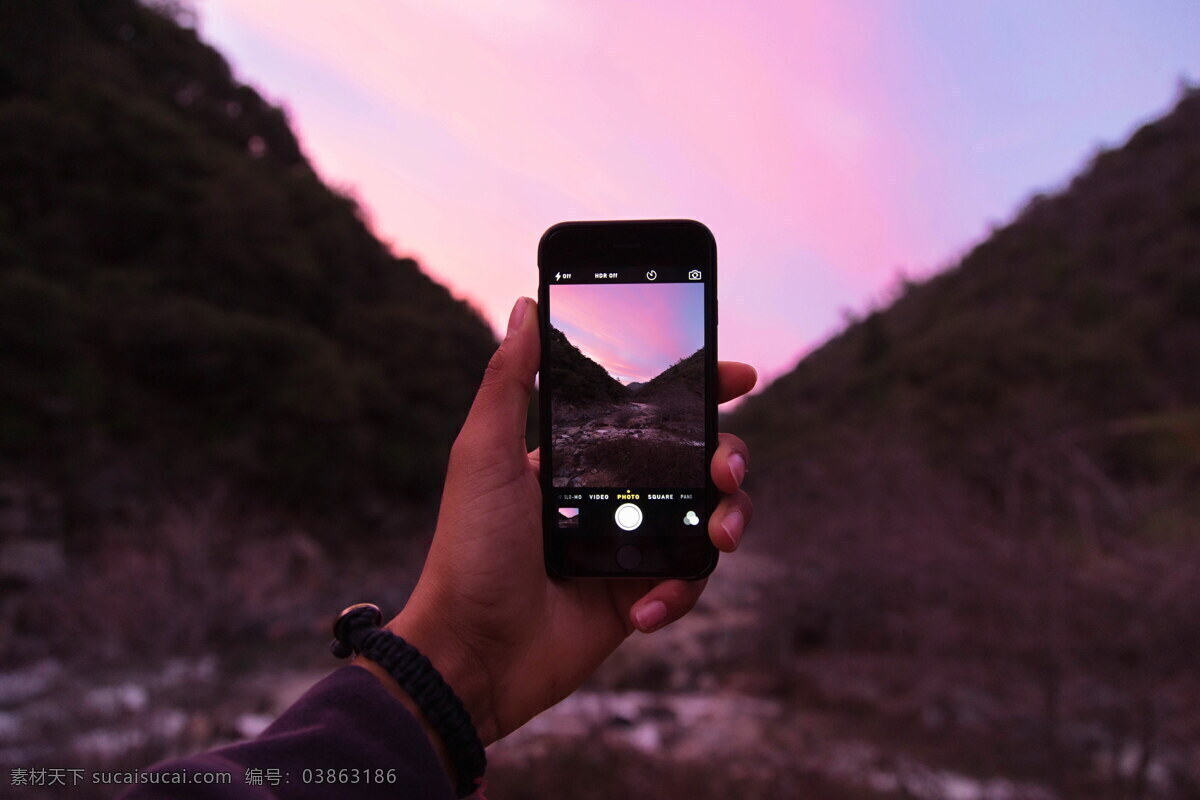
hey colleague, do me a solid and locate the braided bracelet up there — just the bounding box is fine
[331,603,487,797]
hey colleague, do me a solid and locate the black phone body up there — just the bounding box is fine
[538,220,718,579]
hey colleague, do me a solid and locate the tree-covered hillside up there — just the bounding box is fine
[546,325,628,406]
[0,0,498,532]
[725,88,1200,795]
[734,88,1200,508]
[638,348,704,400]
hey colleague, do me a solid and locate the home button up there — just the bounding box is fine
[616,544,642,571]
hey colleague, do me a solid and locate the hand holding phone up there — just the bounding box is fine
[368,288,756,747]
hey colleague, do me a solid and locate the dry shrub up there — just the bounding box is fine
[2,493,356,666]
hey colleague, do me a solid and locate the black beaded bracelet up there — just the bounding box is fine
[331,603,487,798]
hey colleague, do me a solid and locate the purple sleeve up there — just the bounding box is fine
[116,665,456,800]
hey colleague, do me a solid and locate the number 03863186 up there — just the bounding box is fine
[301,768,398,784]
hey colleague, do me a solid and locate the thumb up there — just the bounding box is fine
[457,297,539,458]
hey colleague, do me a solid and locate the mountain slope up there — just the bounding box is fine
[638,348,704,400]
[733,87,1200,503]
[546,325,628,406]
[0,0,498,529]
[723,89,1200,792]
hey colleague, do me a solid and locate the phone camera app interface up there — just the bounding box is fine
[549,270,706,538]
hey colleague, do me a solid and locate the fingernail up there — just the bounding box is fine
[506,297,530,339]
[722,510,744,550]
[728,453,746,487]
[634,600,667,633]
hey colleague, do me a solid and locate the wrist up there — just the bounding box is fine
[335,602,490,796]
[382,603,499,746]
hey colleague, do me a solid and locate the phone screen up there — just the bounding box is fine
[549,276,705,489]
[541,242,716,578]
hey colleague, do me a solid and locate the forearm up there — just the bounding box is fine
[117,666,454,800]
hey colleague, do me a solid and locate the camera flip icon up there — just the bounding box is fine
[688,269,702,281]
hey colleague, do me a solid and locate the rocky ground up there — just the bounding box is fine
[1,548,1190,799]
[486,550,1189,799]
[1,651,329,799]
[552,400,705,487]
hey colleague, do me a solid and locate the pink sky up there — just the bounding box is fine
[550,283,704,384]
[196,0,1199,390]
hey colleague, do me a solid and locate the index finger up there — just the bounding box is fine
[718,361,757,404]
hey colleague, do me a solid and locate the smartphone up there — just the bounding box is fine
[539,220,718,579]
